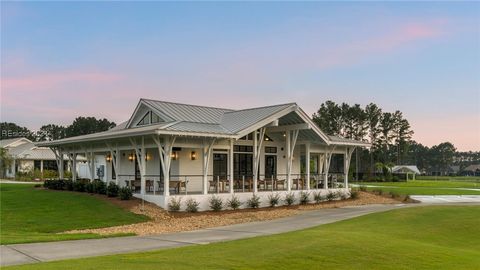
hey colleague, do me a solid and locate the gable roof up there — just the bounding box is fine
[392,165,421,174]
[464,164,480,172]
[0,137,32,148]
[37,99,370,147]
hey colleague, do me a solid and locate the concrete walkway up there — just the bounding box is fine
[411,195,480,203]
[1,203,407,267]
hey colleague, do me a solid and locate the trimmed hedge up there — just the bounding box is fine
[43,179,129,200]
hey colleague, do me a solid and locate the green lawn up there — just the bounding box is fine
[6,205,480,270]
[0,183,148,244]
[416,175,480,182]
[353,180,480,195]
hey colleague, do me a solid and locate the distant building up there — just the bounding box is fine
[463,164,480,176]
[391,165,420,180]
[1,137,82,179]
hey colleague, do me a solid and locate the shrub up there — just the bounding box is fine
[268,193,280,207]
[119,187,133,200]
[93,180,106,194]
[350,190,359,199]
[284,192,295,206]
[168,197,182,212]
[246,194,261,208]
[65,180,74,191]
[373,189,383,195]
[107,182,119,197]
[185,198,200,213]
[34,184,42,188]
[326,191,337,201]
[313,191,324,204]
[226,195,242,210]
[299,191,310,205]
[389,191,400,199]
[73,181,86,192]
[85,182,95,193]
[209,195,223,211]
[359,185,367,192]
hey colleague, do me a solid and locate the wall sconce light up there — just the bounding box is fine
[128,153,135,162]
[145,152,151,161]
[106,154,112,162]
[190,151,197,160]
[171,152,178,160]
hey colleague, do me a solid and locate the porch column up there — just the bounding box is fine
[305,143,310,190]
[286,129,299,191]
[51,147,64,179]
[253,128,266,193]
[72,152,77,182]
[130,137,146,196]
[40,160,44,176]
[106,143,120,184]
[202,138,215,194]
[153,135,176,196]
[89,150,95,181]
[344,147,355,188]
[324,147,334,189]
[229,139,234,194]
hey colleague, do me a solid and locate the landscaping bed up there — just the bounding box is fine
[64,191,399,236]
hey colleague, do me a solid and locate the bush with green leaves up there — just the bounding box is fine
[299,191,310,205]
[326,191,337,201]
[65,180,74,191]
[85,182,95,193]
[93,180,106,194]
[119,187,133,200]
[73,181,86,192]
[226,195,241,210]
[185,198,200,213]
[246,194,261,208]
[209,195,223,211]
[284,192,295,206]
[359,185,367,192]
[268,193,280,207]
[107,182,119,197]
[350,190,359,199]
[168,197,182,212]
[313,191,325,204]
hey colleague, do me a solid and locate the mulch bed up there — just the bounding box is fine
[64,191,402,236]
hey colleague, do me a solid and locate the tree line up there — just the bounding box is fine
[0,117,116,142]
[312,101,476,176]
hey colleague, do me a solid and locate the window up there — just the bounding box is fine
[137,111,162,126]
[137,112,151,126]
[234,145,253,152]
[265,147,277,153]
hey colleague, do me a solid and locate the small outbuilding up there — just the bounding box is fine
[391,165,421,180]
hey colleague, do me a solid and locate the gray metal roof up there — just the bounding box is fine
[392,165,421,174]
[0,138,31,148]
[37,99,370,148]
[143,99,233,124]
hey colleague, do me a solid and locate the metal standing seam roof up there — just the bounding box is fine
[36,99,371,147]
[0,138,31,148]
[2,140,73,160]
[392,165,421,174]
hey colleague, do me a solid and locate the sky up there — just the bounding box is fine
[1,2,479,151]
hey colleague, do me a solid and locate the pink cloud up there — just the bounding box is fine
[2,70,120,90]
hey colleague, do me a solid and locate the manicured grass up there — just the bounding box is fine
[0,183,148,244]
[416,175,480,182]
[6,205,480,270]
[354,180,480,195]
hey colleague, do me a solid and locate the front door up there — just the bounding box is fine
[213,153,228,180]
[265,155,276,179]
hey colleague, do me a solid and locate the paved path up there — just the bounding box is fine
[1,203,408,267]
[411,195,480,203]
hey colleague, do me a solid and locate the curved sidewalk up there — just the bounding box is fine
[1,203,408,267]
[5,202,478,267]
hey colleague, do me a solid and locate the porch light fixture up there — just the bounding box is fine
[171,152,178,160]
[190,151,197,160]
[106,154,112,162]
[128,153,135,162]
[145,152,151,161]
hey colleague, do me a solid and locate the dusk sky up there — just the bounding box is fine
[1,2,479,151]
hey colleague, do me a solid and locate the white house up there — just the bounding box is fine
[391,165,420,180]
[37,99,370,210]
[0,137,73,179]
